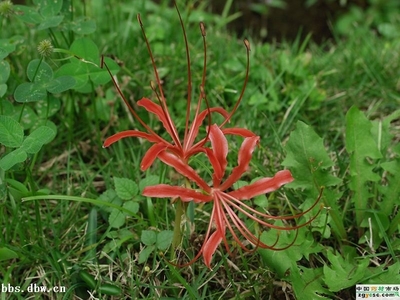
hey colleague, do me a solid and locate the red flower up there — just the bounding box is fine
[143,125,321,268]
[102,8,254,170]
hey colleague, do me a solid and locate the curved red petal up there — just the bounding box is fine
[140,143,168,171]
[219,135,260,191]
[228,170,294,200]
[185,107,229,149]
[143,184,211,202]
[158,151,210,192]
[221,127,257,138]
[208,125,228,186]
[203,229,223,269]
[103,130,161,147]
[137,98,180,144]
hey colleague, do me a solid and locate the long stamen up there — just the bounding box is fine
[183,22,212,151]
[137,14,181,147]
[174,2,192,147]
[197,23,212,149]
[101,57,164,141]
[223,198,279,250]
[224,192,323,231]
[227,188,323,222]
[219,39,251,128]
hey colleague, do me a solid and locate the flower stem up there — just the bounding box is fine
[171,199,184,252]
[170,179,191,260]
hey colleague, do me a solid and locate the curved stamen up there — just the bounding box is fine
[137,14,181,148]
[224,192,323,231]
[195,23,213,150]
[223,198,281,250]
[101,57,167,144]
[219,39,251,128]
[174,2,193,148]
[226,188,323,223]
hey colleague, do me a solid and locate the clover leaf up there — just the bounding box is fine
[55,38,119,93]
[14,59,75,103]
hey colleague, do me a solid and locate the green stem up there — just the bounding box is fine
[171,199,184,252]
[170,179,191,260]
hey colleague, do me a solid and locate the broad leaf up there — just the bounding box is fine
[46,76,76,94]
[0,116,24,147]
[323,250,369,292]
[345,106,382,226]
[20,126,56,154]
[141,230,157,246]
[27,59,53,83]
[108,208,125,229]
[282,121,346,239]
[289,264,333,300]
[114,177,139,200]
[14,82,46,103]
[0,148,27,171]
[156,230,174,251]
[0,247,19,261]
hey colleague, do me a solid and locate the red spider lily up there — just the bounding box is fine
[143,125,322,268]
[102,4,254,170]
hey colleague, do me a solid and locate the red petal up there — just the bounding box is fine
[228,170,294,200]
[103,130,161,147]
[137,98,180,145]
[219,135,260,191]
[203,228,224,269]
[158,151,210,192]
[208,125,228,186]
[140,143,168,171]
[221,127,257,138]
[143,184,211,202]
[185,107,229,149]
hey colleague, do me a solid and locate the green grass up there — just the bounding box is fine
[1,0,399,299]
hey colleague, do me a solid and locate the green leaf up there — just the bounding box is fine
[27,59,53,83]
[114,177,139,200]
[46,76,76,94]
[55,62,88,89]
[108,208,125,229]
[0,36,25,60]
[345,106,382,226]
[141,230,157,246]
[122,201,139,215]
[37,15,64,30]
[55,50,119,92]
[259,225,322,278]
[323,250,369,292]
[38,0,63,17]
[282,121,346,239]
[138,245,155,264]
[20,126,56,154]
[70,38,99,64]
[14,82,47,103]
[0,60,10,83]
[71,18,97,35]
[364,262,400,284]
[0,84,6,97]
[289,265,333,300]
[35,97,61,118]
[156,230,174,250]
[0,247,19,261]
[13,105,37,130]
[97,189,122,214]
[0,148,27,171]
[282,121,341,189]
[380,159,400,215]
[14,5,43,24]
[0,116,24,147]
